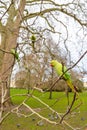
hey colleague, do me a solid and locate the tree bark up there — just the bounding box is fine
[0,0,26,107]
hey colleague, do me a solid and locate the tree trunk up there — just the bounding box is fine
[0,0,26,108]
[49,65,54,99]
[49,87,53,99]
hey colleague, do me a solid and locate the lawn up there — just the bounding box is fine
[1,88,87,130]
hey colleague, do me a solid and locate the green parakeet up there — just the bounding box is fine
[30,35,36,52]
[50,60,77,93]
[30,35,36,44]
[10,48,20,62]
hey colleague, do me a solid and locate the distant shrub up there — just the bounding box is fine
[40,79,83,92]
[15,78,25,88]
[73,79,83,92]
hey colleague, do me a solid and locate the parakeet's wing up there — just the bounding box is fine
[64,72,71,80]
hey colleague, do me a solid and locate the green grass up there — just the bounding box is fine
[1,88,87,130]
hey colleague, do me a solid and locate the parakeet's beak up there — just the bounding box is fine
[50,63,53,67]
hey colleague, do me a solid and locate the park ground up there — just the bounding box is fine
[0,88,87,130]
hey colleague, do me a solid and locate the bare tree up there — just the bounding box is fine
[0,1,26,108]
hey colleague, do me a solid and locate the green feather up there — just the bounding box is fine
[50,60,71,80]
[10,48,15,55]
[10,48,20,62]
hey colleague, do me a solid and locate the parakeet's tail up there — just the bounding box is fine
[66,80,77,93]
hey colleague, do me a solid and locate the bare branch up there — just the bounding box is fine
[23,8,87,26]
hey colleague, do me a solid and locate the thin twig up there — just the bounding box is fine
[0,112,10,124]
[71,99,83,113]
[0,48,11,54]
[0,0,14,21]
[60,93,76,123]
[23,102,58,125]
